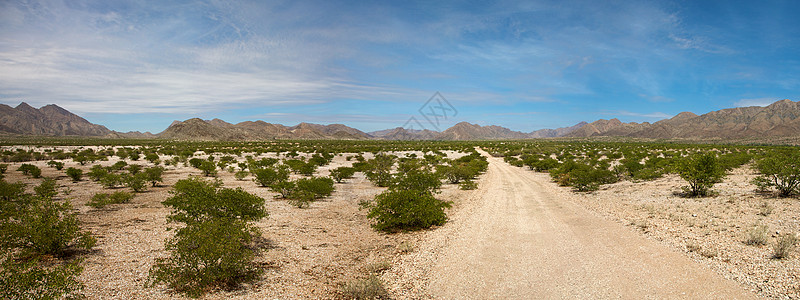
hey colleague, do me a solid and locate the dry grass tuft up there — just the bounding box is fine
[744,224,769,246]
[340,275,388,300]
[772,233,798,259]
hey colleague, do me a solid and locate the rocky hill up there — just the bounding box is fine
[566,99,800,139]
[159,118,372,140]
[3,99,799,141]
[0,102,115,136]
[369,127,439,140]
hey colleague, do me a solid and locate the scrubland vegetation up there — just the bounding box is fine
[0,138,797,298]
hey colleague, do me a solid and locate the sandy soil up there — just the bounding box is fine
[385,149,758,299]
[568,166,800,299]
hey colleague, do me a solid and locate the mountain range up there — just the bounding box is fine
[1,99,799,141]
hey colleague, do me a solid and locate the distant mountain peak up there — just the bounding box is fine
[0,102,112,136]
[2,99,799,141]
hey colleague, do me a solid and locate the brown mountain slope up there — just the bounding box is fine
[528,122,587,138]
[436,122,531,140]
[370,127,440,140]
[0,102,113,136]
[569,99,800,139]
[159,119,372,140]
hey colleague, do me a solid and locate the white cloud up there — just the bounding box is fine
[734,98,779,107]
[603,110,672,119]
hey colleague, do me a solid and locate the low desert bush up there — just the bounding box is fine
[366,189,450,232]
[124,173,148,192]
[198,160,217,177]
[144,166,165,187]
[100,173,123,189]
[252,166,289,187]
[65,167,82,182]
[286,176,335,208]
[678,153,725,197]
[773,233,798,259]
[46,160,64,170]
[753,151,800,197]
[150,177,267,297]
[391,170,441,194]
[149,218,262,298]
[294,176,335,198]
[459,179,478,190]
[17,164,42,178]
[234,170,249,181]
[33,178,58,199]
[162,177,267,224]
[0,254,85,300]
[1,180,95,256]
[329,166,356,183]
[87,165,108,182]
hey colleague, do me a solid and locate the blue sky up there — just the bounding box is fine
[1,0,798,133]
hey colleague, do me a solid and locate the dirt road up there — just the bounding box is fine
[424,151,756,299]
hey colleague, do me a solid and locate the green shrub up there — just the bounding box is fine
[150,177,267,297]
[269,181,296,199]
[351,161,371,172]
[0,180,26,204]
[0,164,8,174]
[150,218,262,298]
[0,253,85,300]
[188,158,203,169]
[252,167,289,187]
[145,153,160,164]
[33,178,58,199]
[436,165,471,184]
[391,170,441,194]
[65,167,82,182]
[753,151,800,197]
[88,191,135,208]
[569,166,616,192]
[678,153,725,197]
[127,164,143,175]
[46,160,64,170]
[111,160,128,171]
[1,182,95,256]
[100,173,123,189]
[198,160,217,177]
[293,177,335,199]
[17,164,42,178]
[124,173,148,192]
[87,165,108,182]
[329,166,356,183]
[284,159,311,175]
[234,170,249,181]
[161,177,267,224]
[248,157,278,169]
[144,166,165,187]
[366,189,451,232]
[459,179,478,190]
[364,154,395,187]
[549,160,616,192]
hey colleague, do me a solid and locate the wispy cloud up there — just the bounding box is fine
[602,110,672,120]
[0,0,798,132]
[733,98,780,107]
